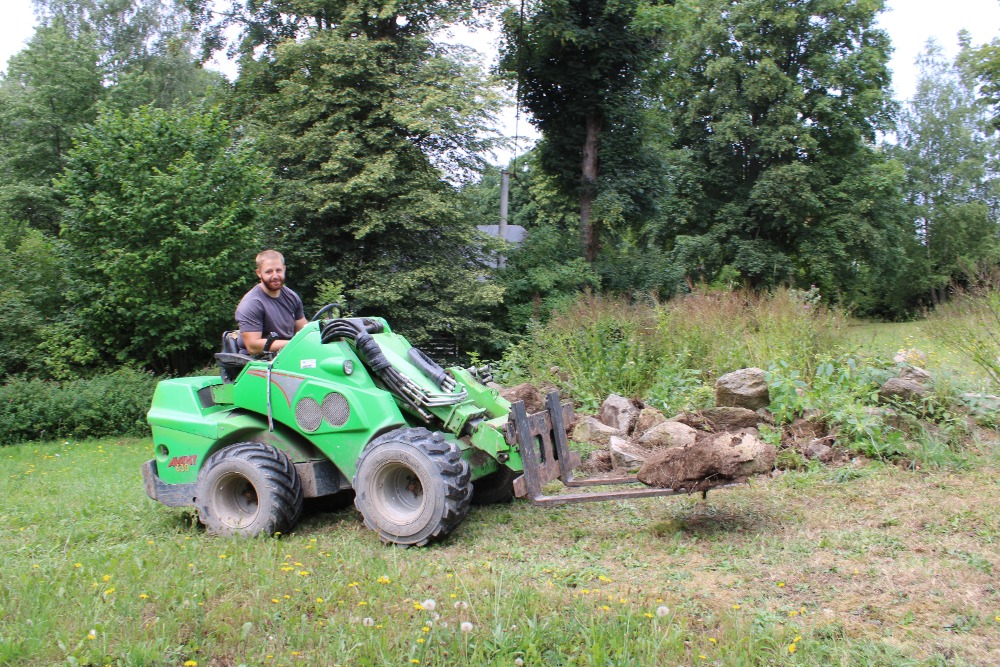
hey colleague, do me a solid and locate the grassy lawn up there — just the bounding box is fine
[2,438,998,666]
[847,319,980,380]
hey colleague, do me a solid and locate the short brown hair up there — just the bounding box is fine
[255,249,285,270]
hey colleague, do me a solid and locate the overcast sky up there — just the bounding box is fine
[1,0,998,139]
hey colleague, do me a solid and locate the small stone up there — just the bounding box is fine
[609,437,648,469]
[878,377,928,403]
[715,368,770,410]
[599,394,641,433]
[633,407,667,437]
[637,421,698,449]
[572,416,625,447]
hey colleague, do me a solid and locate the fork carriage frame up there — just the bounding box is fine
[506,391,733,505]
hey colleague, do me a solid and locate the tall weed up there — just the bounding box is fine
[657,287,848,378]
[925,280,1000,391]
[496,294,666,410]
[497,288,850,409]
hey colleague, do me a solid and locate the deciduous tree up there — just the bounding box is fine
[57,106,267,374]
[650,0,906,313]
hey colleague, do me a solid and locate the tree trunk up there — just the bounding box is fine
[580,114,601,263]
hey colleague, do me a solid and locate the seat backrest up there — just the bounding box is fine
[221,330,240,355]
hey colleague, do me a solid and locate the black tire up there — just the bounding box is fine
[471,466,517,505]
[353,428,472,546]
[195,442,303,537]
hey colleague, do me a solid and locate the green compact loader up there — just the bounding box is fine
[144,311,695,546]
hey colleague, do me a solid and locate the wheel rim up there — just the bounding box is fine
[213,472,260,528]
[371,461,425,525]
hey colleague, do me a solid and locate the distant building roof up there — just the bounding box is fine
[477,224,527,244]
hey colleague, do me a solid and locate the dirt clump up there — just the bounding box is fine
[637,431,776,492]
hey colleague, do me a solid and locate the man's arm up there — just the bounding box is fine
[240,331,291,355]
[241,318,306,355]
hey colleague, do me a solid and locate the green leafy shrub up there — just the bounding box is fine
[496,294,667,411]
[0,368,157,444]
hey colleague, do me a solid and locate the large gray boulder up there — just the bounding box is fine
[715,368,770,410]
[572,416,624,448]
[637,421,699,449]
[600,394,641,434]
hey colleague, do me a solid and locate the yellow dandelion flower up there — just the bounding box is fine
[414,603,424,610]
[411,660,420,664]
[272,599,280,603]
[794,635,802,642]
[104,588,115,596]
[297,571,309,576]
[139,593,149,599]
[74,563,82,568]
[422,627,429,633]
[644,613,653,618]
[102,575,111,582]
[709,638,717,643]
[291,652,301,657]
[788,644,797,654]
[777,582,784,587]
[349,582,359,587]
[183,661,198,667]
[732,604,741,610]
[284,595,291,599]
[316,598,324,603]
[357,601,367,606]
[377,576,391,584]
[417,638,425,644]
[601,605,610,611]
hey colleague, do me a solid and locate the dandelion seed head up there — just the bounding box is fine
[514,659,524,666]
[454,600,468,610]
[460,621,474,632]
[656,605,670,617]
[362,617,374,626]
[422,599,436,611]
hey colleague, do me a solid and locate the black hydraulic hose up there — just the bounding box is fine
[407,347,448,389]
[320,318,431,420]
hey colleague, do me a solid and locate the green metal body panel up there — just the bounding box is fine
[146,318,518,500]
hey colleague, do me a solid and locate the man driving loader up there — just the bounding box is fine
[235,250,307,355]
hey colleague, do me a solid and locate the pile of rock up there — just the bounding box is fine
[572,368,781,492]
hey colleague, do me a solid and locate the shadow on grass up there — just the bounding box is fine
[652,501,781,538]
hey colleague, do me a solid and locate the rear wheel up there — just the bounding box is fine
[195,443,303,536]
[471,465,517,505]
[354,428,471,546]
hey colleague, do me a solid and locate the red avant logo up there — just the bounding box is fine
[167,455,198,472]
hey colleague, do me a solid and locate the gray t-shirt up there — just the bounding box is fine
[235,284,305,353]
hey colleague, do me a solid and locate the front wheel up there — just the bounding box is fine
[195,443,303,536]
[354,428,472,546]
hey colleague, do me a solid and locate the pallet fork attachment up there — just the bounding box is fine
[506,391,728,506]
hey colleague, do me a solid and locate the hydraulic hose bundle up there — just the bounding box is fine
[320,318,465,421]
